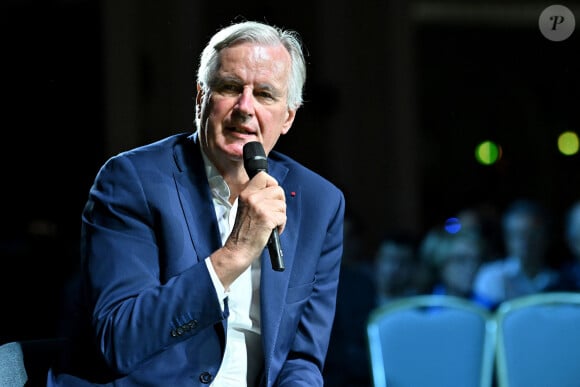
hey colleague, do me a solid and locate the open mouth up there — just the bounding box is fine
[227,126,256,135]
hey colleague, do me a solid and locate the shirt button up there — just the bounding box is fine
[199,372,214,384]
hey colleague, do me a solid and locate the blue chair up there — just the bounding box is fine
[495,292,580,387]
[0,341,27,386]
[366,295,496,387]
[0,338,67,387]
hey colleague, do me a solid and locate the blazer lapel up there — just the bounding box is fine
[260,160,300,370]
[173,134,222,261]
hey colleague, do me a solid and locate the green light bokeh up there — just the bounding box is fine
[558,131,579,156]
[475,140,499,165]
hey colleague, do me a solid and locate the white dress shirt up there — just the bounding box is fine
[201,149,263,387]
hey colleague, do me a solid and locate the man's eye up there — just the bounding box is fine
[216,84,240,94]
[256,91,274,99]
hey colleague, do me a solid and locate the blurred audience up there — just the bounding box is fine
[373,231,423,306]
[557,200,580,291]
[456,202,503,262]
[419,225,487,303]
[327,198,580,385]
[325,223,426,386]
[472,199,562,311]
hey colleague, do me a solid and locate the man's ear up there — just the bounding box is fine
[195,84,203,106]
[281,108,297,135]
[195,84,204,120]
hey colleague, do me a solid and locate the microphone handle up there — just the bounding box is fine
[251,168,285,271]
[268,228,285,271]
[242,141,285,272]
[250,168,285,272]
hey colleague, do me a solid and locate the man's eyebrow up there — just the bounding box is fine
[255,83,282,96]
[222,75,242,82]
[255,83,274,91]
[211,75,242,86]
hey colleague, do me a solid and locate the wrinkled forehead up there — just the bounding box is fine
[215,43,291,88]
[218,42,290,69]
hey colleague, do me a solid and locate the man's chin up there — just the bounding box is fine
[223,141,245,159]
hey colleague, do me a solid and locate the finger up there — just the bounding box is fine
[247,171,279,189]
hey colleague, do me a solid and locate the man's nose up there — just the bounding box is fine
[235,88,255,116]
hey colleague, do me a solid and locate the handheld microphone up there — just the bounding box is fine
[243,141,285,272]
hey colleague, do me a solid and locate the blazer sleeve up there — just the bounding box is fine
[81,153,226,373]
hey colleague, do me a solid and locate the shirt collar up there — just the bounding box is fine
[200,146,231,205]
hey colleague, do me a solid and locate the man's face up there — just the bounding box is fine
[197,42,297,175]
[504,214,547,263]
[442,238,482,295]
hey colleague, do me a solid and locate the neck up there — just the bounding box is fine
[224,179,246,204]
[200,143,249,203]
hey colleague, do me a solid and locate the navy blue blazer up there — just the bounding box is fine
[48,132,345,386]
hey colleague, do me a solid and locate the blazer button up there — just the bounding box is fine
[199,372,214,384]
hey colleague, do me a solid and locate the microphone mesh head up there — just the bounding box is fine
[243,141,268,177]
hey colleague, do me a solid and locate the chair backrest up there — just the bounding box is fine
[0,341,28,386]
[495,291,580,387]
[366,294,497,387]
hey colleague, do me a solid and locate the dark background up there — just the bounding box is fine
[1,0,579,342]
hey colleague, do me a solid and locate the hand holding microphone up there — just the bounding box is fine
[243,141,285,272]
